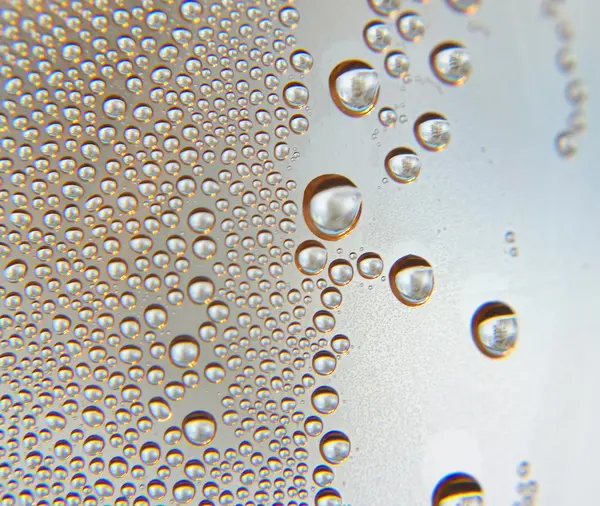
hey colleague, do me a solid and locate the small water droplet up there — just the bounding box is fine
[379,107,398,127]
[296,241,328,275]
[414,113,451,151]
[431,43,472,85]
[472,302,518,358]
[320,431,351,465]
[433,473,484,506]
[446,0,481,15]
[369,0,401,16]
[357,253,384,279]
[385,50,410,78]
[397,12,425,42]
[385,148,422,183]
[182,411,217,446]
[364,21,392,52]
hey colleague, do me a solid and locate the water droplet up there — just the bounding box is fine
[390,255,434,306]
[364,21,392,52]
[369,0,401,16]
[315,488,343,506]
[3,260,27,283]
[320,431,351,465]
[471,302,518,358]
[556,131,577,157]
[304,174,362,240]
[431,43,472,85]
[446,0,481,15]
[290,50,314,73]
[103,96,127,120]
[331,334,351,354]
[385,51,410,78]
[279,6,300,27]
[187,277,214,304]
[313,311,336,333]
[414,113,451,151]
[397,12,425,42]
[296,241,328,275]
[330,60,380,116]
[379,107,398,127]
[144,304,168,329]
[182,411,217,446]
[329,260,354,286]
[357,253,384,279]
[283,82,309,109]
[433,473,484,506]
[385,148,422,183]
[313,351,338,376]
[169,336,200,368]
[149,397,172,422]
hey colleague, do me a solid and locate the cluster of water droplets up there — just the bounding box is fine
[326,0,475,187]
[543,0,588,157]
[0,0,358,504]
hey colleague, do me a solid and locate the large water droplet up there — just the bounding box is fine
[471,302,518,358]
[182,411,217,446]
[414,113,451,151]
[431,43,472,85]
[330,60,380,117]
[390,255,434,306]
[304,174,362,240]
[385,148,422,183]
